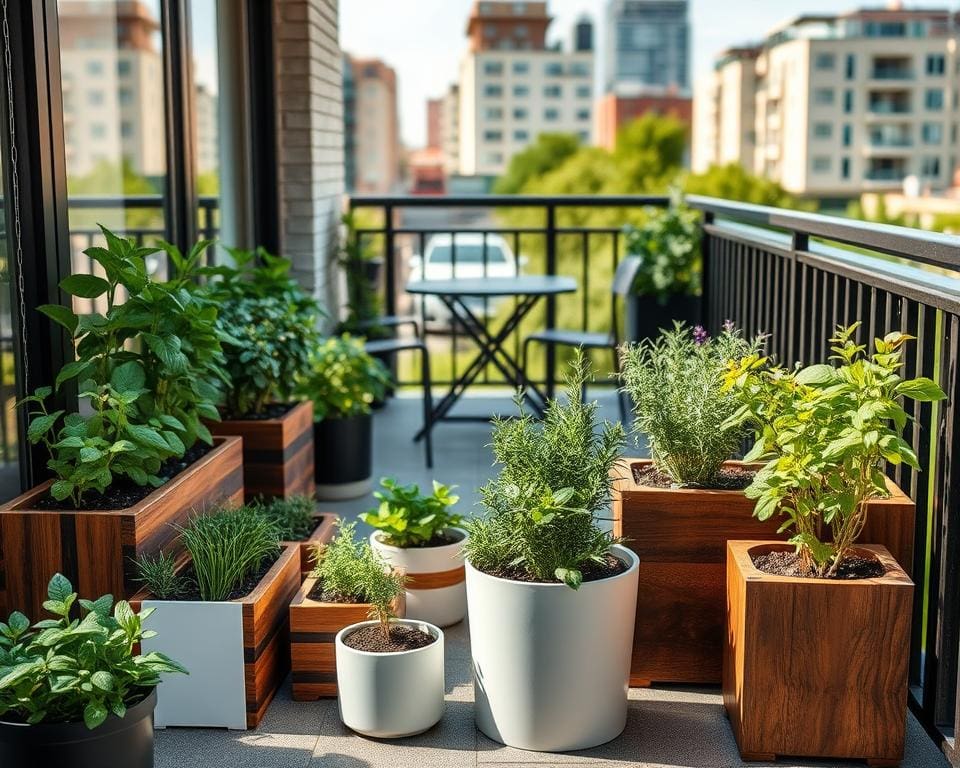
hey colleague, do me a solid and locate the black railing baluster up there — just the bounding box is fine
[545,203,557,399]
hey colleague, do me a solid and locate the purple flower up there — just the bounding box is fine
[722,319,736,333]
[693,325,708,345]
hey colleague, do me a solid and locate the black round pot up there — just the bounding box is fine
[314,413,373,498]
[362,258,383,288]
[625,292,701,344]
[0,688,157,768]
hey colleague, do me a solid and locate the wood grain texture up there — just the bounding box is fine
[210,401,316,501]
[613,458,916,686]
[406,565,466,590]
[284,511,338,579]
[0,436,244,619]
[289,577,406,700]
[723,541,912,764]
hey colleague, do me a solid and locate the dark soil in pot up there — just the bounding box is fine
[478,552,628,584]
[221,402,295,421]
[343,624,436,653]
[752,550,885,579]
[375,529,463,548]
[35,443,213,511]
[632,464,754,490]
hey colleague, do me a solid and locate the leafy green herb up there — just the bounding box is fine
[133,552,188,600]
[360,478,462,547]
[624,199,701,302]
[337,211,387,337]
[724,324,946,576]
[0,574,186,729]
[463,350,625,589]
[254,495,318,541]
[298,334,391,420]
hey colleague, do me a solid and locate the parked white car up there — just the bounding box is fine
[408,233,524,322]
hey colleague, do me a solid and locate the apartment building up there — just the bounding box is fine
[441,84,461,176]
[693,7,960,200]
[343,56,401,194]
[605,0,689,95]
[459,2,594,177]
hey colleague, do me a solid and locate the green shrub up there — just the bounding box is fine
[360,478,461,547]
[0,574,185,729]
[255,495,317,541]
[623,200,701,302]
[463,351,624,588]
[133,551,188,600]
[619,322,762,486]
[298,335,391,420]
[724,324,945,576]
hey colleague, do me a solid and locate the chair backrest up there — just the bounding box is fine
[611,256,641,297]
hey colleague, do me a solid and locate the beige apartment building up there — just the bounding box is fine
[458,2,594,177]
[693,7,960,200]
[440,84,461,176]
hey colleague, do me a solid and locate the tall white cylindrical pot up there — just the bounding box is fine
[466,544,640,751]
[335,620,445,738]
[370,528,467,627]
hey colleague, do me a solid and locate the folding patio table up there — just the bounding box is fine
[406,275,577,439]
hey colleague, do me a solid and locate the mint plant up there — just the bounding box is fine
[0,573,185,729]
[724,324,946,576]
[360,478,462,547]
[624,199,701,302]
[298,335,391,420]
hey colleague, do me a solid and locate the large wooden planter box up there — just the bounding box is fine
[0,436,244,619]
[210,401,315,502]
[612,458,915,686]
[723,541,912,765]
[284,510,338,578]
[132,542,301,729]
[289,576,405,700]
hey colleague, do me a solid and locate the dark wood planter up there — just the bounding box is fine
[210,401,315,502]
[724,541,912,765]
[131,543,301,729]
[289,576,405,700]
[612,458,915,686]
[0,436,244,619]
[284,510,338,578]
[625,292,700,344]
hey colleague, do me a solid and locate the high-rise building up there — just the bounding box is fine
[605,0,689,95]
[692,8,960,199]
[342,56,401,194]
[441,84,461,176]
[426,98,443,150]
[458,2,594,177]
[194,83,219,175]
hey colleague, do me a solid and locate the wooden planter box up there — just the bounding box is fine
[0,436,244,619]
[289,576,405,700]
[132,543,301,729]
[284,510,338,578]
[210,401,315,502]
[612,458,915,686]
[723,541,912,765]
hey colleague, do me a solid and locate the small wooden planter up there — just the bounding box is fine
[210,401,315,502]
[612,458,915,686]
[724,541,912,765]
[284,511,338,579]
[289,576,405,700]
[132,543,301,729]
[0,436,244,619]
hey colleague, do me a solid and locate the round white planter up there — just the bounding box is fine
[335,619,445,738]
[369,528,467,627]
[465,544,640,751]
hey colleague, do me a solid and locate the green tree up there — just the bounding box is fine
[493,133,581,194]
[613,114,687,192]
[683,162,811,209]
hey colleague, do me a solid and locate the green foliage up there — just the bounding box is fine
[202,246,323,418]
[310,521,405,638]
[463,351,625,588]
[337,212,386,337]
[254,495,317,541]
[298,334,391,420]
[620,322,762,486]
[492,133,581,194]
[178,506,281,601]
[624,199,702,300]
[724,324,946,576]
[683,163,812,210]
[24,226,226,507]
[134,551,188,600]
[0,573,186,729]
[360,477,462,547]
[613,114,687,191]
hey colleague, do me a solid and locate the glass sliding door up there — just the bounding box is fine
[189,0,220,242]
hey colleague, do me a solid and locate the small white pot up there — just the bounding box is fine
[369,528,467,627]
[465,544,640,751]
[335,619,445,738]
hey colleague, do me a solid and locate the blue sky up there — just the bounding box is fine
[341,0,924,147]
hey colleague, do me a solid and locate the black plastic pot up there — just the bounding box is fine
[362,258,383,288]
[0,688,156,768]
[625,292,701,344]
[314,413,372,486]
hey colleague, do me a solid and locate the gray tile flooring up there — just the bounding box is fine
[155,393,951,768]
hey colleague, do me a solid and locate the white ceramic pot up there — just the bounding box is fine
[369,528,467,627]
[465,544,640,751]
[335,619,445,738]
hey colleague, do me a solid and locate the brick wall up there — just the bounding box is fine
[273,0,344,319]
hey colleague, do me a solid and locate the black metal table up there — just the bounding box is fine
[406,275,577,437]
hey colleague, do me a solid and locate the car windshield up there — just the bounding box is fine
[427,244,507,264]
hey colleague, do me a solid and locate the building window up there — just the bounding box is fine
[483,129,503,142]
[813,88,834,105]
[483,151,504,165]
[544,62,564,76]
[576,108,590,121]
[120,120,133,139]
[86,60,104,76]
[118,87,133,106]
[575,84,591,99]
[513,107,528,119]
[515,23,528,38]
[842,123,852,147]
[925,88,944,110]
[569,61,590,77]
[87,90,105,107]
[512,2,527,13]
[845,54,856,79]
[512,60,529,75]
[841,157,851,179]
[117,60,131,77]
[544,108,559,121]
[513,129,529,141]
[812,156,831,173]
[578,130,590,142]
[814,52,835,70]
[813,122,832,139]
[483,61,504,76]
[922,122,943,144]
[90,122,107,139]
[484,23,496,38]
[843,90,854,113]
[921,156,941,177]
[512,84,529,97]
[483,84,503,98]
[484,106,503,120]
[927,54,946,76]
[544,84,562,98]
